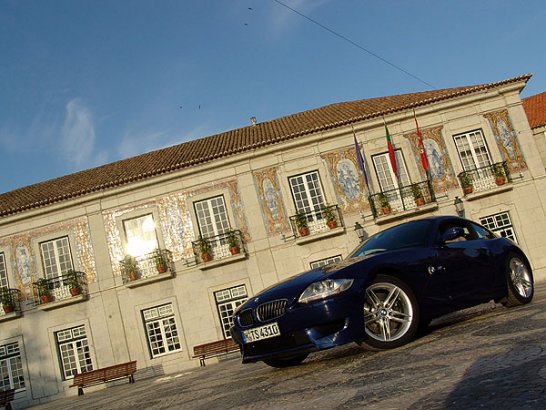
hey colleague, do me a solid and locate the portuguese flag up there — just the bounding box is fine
[414,111,429,172]
[385,123,398,177]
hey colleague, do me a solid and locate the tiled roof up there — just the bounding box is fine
[523,91,546,129]
[0,74,531,218]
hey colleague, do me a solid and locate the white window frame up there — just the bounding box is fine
[480,212,518,243]
[0,341,25,391]
[453,129,493,172]
[214,285,248,339]
[55,325,93,380]
[372,150,411,192]
[288,171,326,217]
[310,255,343,269]
[194,195,231,239]
[122,213,160,257]
[142,303,182,358]
[0,252,8,288]
[39,236,74,280]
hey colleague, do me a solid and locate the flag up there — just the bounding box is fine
[353,131,369,190]
[384,122,398,177]
[414,111,429,172]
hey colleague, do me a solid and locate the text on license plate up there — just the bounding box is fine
[243,322,281,343]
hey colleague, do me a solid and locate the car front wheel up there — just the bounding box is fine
[362,275,419,350]
[502,254,534,307]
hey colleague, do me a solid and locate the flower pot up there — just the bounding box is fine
[41,294,51,304]
[128,271,139,281]
[382,206,392,215]
[298,227,310,237]
[415,197,425,206]
[495,176,506,186]
[327,220,338,229]
[202,252,213,262]
[2,304,14,314]
[229,246,240,255]
[69,287,81,297]
[464,186,473,195]
[157,263,167,273]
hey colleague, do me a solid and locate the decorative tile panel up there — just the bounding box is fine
[253,167,289,236]
[484,110,527,173]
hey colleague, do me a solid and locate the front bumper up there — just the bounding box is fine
[232,293,364,363]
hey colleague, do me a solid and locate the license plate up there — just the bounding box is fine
[243,322,281,343]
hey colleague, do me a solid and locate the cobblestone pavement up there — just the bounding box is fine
[31,283,546,410]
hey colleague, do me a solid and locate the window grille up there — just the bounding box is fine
[0,342,25,391]
[55,325,93,380]
[214,285,248,338]
[480,212,518,243]
[310,255,343,269]
[142,303,181,358]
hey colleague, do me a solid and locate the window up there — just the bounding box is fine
[123,213,159,257]
[194,196,230,239]
[480,212,517,243]
[453,130,492,171]
[0,342,25,391]
[372,150,410,193]
[215,285,248,339]
[310,255,342,269]
[289,171,326,214]
[40,236,73,279]
[0,252,8,288]
[142,304,182,358]
[55,325,93,380]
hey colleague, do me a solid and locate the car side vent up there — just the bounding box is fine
[238,309,254,327]
[257,299,288,322]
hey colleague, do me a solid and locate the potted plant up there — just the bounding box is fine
[411,184,425,206]
[493,163,506,186]
[294,211,310,237]
[197,237,213,262]
[1,287,14,314]
[121,255,139,281]
[153,249,168,273]
[377,193,391,215]
[35,278,52,303]
[322,205,338,229]
[64,269,82,296]
[460,172,473,194]
[226,231,241,255]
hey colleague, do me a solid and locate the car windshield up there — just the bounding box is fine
[348,219,434,258]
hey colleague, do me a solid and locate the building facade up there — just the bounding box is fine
[1,74,545,407]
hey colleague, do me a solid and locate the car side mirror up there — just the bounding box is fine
[441,227,465,243]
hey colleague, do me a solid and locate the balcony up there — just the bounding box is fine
[289,205,345,244]
[33,271,88,311]
[0,288,22,321]
[120,249,175,288]
[369,180,437,223]
[457,162,512,199]
[192,230,246,269]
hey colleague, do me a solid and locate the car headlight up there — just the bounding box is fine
[298,279,354,304]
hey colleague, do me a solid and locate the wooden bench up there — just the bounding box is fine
[192,338,240,367]
[70,361,137,396]
[0,389,15,410]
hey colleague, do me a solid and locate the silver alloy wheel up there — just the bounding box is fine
[364,282,414,342]
[509,257,533,298]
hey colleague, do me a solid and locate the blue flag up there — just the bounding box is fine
[353,132,369,191]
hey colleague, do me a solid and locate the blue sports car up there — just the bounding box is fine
[230,216,534,368]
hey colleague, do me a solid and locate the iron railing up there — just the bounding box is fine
[0,288,22,316]
[33,270,88,305]
[457,161,511,195]
[369,180,435,218]
[289,205,344,239]
[192,230,244,264]
[120,249,174,284]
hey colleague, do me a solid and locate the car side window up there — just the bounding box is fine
[439,221,472,243]
[470,222,496,240]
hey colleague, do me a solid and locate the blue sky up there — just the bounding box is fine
[1,0,545,194]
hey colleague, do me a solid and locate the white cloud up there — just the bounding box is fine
[61,98,97,166]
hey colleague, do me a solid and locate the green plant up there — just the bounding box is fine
[63,269,81,290]
[377,193,390,208]
[153,248,166,265]
[121,255,137,271]
[493,163,505,178]
[459,171,473,188]
[322,205,337,222]
[35,277,51,296]
[1,287,12,306]
[226,231,240,248]
[411,184,423,199]
[197,237,212,254]
[294,211,308,229]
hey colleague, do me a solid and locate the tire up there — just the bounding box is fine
[502,253,534,307]
[263,354,308,368]
[362,275,420,350]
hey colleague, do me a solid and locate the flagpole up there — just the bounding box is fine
[382,117,402,209]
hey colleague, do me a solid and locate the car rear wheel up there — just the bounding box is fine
[362,275,419,350]
[263,354,308,368]
[502,254,534,307]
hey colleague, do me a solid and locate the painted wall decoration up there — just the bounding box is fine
[253,167,289,236]
[484,110,527,173]
[403,126,458,193]
[321,147,371,215]
[0,218,97,301]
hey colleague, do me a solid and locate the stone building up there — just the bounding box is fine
[1,74,545,407]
